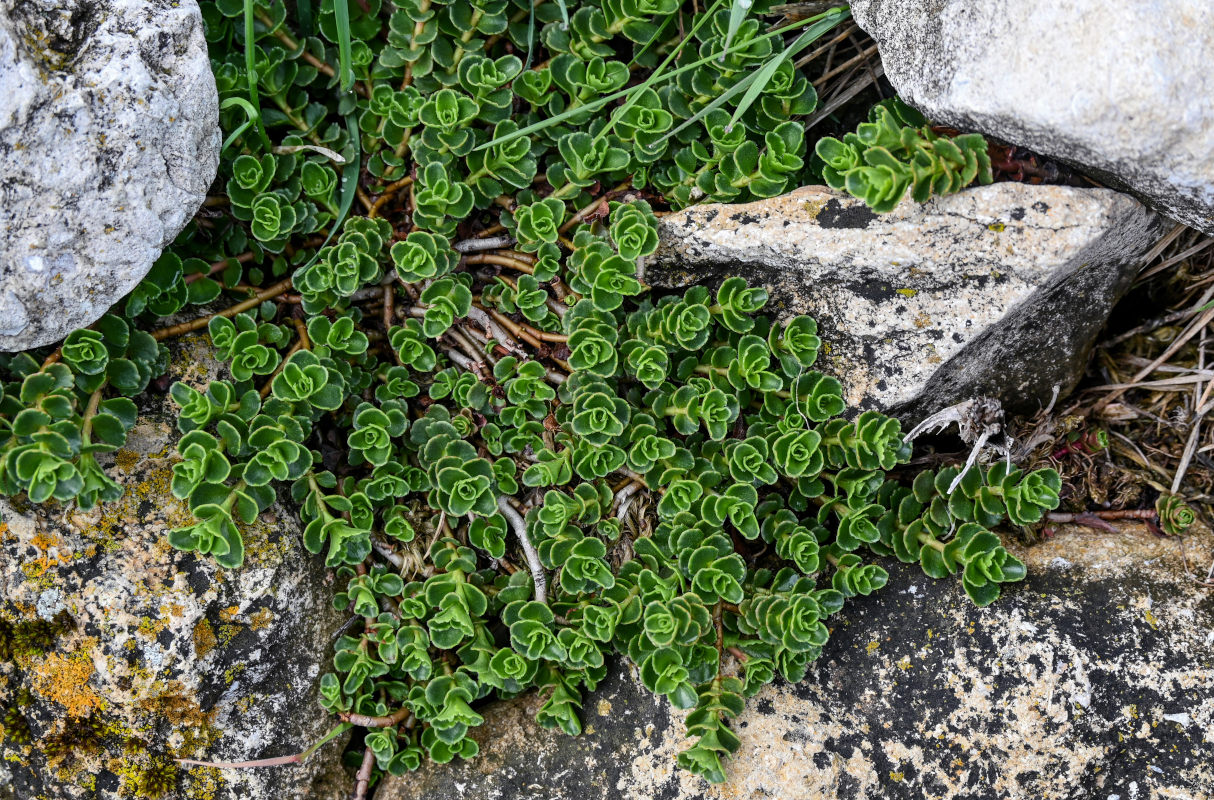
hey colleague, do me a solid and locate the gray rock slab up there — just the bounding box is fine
[0,0,220,350]
[377,524,1214,800]
[849,0,1214,234]
[645,184,1162,421]
[0,335,347,800]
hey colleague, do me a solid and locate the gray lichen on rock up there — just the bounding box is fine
[377,523,1214,800]
[646,183,1163,421]
[0,0,220,350]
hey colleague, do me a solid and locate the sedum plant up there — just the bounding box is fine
[815,97,994,212]
[0,0,1040,793]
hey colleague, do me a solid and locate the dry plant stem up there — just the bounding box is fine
[259,339,305,398]
[474,223,508,239]
[480,305,568,343]
[150,279,294,340]
[1139,236,1214,282]
[292,316,311,350]
[383,285,395,333]
[1101,287,1214,348]
[1047,510,1158,523]
[1172,325,1212,491]
[464,253,535,274]
[352,746,375,800]
[368,175,414,219]
[791,24,857,69]
[498,496,547,604]
[811,43,880,89]
[1097,303,1214,410]
[465,306,528,356]
[454,235,515,253]
[804,63,885,130]
[479,305,541,348]
[177,753,303,769]
[559,180,632,234]
[614,480,643,519]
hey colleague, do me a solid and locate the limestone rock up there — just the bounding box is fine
[646,184,1162,421]
[848,0,1214,234]
[0,0,220,351]
[0,336,347,800]
[377,523,1214,800]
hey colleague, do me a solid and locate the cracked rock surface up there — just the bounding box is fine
[646,183,1162,421]
[0,336,347,800]
[0,0,220,350]
[378,523,1214,800]
[849,0,1214,234]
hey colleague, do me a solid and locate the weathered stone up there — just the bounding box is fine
[646,184,1162,421]
[378,523,1214,800]
[848,0,1214,234]
[0,0,220,350]
[0,336,347,800]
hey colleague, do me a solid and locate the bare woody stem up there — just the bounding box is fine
[498,496,547,604]
[338,706,412,728]
[150,279,294,341]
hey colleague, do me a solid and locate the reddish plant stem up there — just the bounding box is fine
[338,707,412,728]
[352,746,375,800]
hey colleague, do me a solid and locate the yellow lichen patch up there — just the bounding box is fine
[113,448,141,472]
[217,606,240,623]
[896,288,918,298]
[192,619,217,658]
[31,652,102,719]
[137,615,170,639]
[803,197,828,219]
[987,222,1006,232]
[139,688,222,752]
[182,765,225,800]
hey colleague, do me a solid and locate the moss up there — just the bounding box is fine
[127,756,180,799]
[4,610,72,658]
[2,708,32,745]
[40,714,106,763]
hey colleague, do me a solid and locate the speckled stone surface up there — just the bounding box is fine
[646,183,1163,421]
[378,523,1214,800]
[0,336,347,800]
[0,0,220,350]
[849,0,1214,234]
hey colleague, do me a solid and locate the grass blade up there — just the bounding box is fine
[242,0,272,151]
[333,0,355,92]
[478,2,827,152]
[724,9,848,130]
[721,0,754,62]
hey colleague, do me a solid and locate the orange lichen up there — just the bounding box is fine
[31,652,102,719]
[192,619,217,658]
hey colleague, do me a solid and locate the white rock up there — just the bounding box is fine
[648,183,1161,419]
[0,0,220,350]
[849,0,1214,234]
